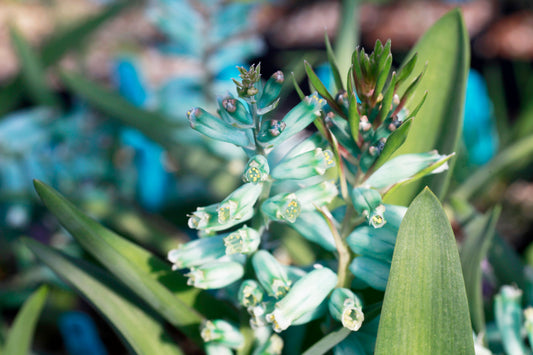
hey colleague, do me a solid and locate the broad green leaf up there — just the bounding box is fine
[23,239,183,355]
[3,285,48,355]
[59,71,180,150]
[9,27,59,108]
[384,9,470,205]
[301,327,351,355]
[460,206,500,334]
[33,180,237,344]
[375,188,474,355]
[0,1,130,117]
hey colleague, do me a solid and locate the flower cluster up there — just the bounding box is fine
[168,41,452,353]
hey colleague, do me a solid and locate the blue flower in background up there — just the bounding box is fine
[463,69,498,166]
[113,58,170,212]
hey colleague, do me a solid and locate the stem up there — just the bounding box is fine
[318,206,352,288]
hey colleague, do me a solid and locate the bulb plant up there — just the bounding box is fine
[21,9,488,355]
[167,38,452,353]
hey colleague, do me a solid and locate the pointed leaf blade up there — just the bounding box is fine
[385,9,470,205]
[23,239,183,355]
[3,286,48,355]
[375,188,475,355]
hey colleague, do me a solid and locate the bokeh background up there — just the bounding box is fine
[1,0,532,353]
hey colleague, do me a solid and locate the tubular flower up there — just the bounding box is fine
[252,250,292,299]
[328,288,364,331]
[186,260,244,289]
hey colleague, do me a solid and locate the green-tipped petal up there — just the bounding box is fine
[288,210,337,251]
[272,148,335,180]
[201,319,244,350]
[168,235,226,269]
[252,333,284,355]
[243,155,270,184]
[224,226,261,255]
[261,193,301,223]
[220,96,253,125]
[238,279,265,309]
[252,250,292,299]
[266,266,337,332]
[186,260,244,289]
[328,288,364,331]
[294,181,339,210]
[259,71,284,108]
[351,187,386,228]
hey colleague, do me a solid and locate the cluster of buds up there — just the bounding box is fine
[170,41,454,351]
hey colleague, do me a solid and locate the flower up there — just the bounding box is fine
[328,288,364,331]
[186,260,244,289]
[201,319,244,349]
[252,250,292,299]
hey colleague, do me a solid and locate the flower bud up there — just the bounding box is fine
[259,71,284,108]
[261,193,301,223]
[187,107,254,148]
[201,319,244,349]
[349,256,390,291]
[350,187,386,228]
[168,235,226,270]
[186,260,244,289]
[257,93,325,150]
[224,226,261,255]
[238,279,264,308]
[271,148,335,180]
[328,288,364,331]
[364,151,453,191]
[243,155,270,184]
[252,250,292,299]
[266,266,337,332]
[220,97,252,125]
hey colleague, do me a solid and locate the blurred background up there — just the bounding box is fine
[0,0,532,353]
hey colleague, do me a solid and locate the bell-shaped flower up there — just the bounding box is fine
[266,266,337,332]
[243,155,270,184]
[261,193,301,223]
[188,183,263,233]
[328,288,364,331]
[495,285,529,355]
[168,235,226,270]
[252,333,284,355]
[224,226,261,255]
[363,151,453,193]
[186,260,244,289]
[294,181,338,209]
[187,107,254,148]
[349,256,390,291]
[288,210,336,251]
[252,250,292,299]
[238,279,265,309]
[257,93,325,150]
[201,319,244,350]
[347,229,395,263]
[272,148,335,181]
[350,187,386,228]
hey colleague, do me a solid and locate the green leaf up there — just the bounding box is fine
[384,9,470,205]
[304,60,344,117]
[33,180,233,344]
[460,206,500,334]
[334,0,360,84]
[372,117,412,170]
[9,27,59,108]
[3,285,48,355]
[23,239,183,355]
[59,71,180,151]
[301,327,351,355]
[375,188,474,355]
[325,33,344,92]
